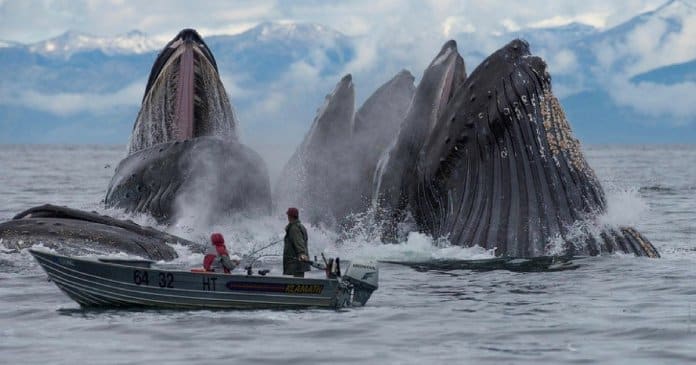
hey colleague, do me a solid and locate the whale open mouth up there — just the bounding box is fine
[127,29,236,154]
[143,29,218,100]
[106,28,272,224]
[305,73,355,146]
[424,40,466,138]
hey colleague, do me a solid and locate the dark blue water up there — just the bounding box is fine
[1,144,695,364]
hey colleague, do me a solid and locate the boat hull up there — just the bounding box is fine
[30,249,353,310]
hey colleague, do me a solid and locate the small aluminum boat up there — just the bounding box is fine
[29,249,378,310]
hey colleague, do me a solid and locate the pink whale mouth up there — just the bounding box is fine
[174,42,195,141]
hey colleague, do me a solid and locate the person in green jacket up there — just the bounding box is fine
[283,207,310,277]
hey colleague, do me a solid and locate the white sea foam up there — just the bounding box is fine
[0,184,655,272]
[599,186,649,227]
[334,231,496,262]
[162,209,496,267]
[0,151,661,271]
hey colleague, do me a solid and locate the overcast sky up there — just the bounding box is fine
[0,0,667,43]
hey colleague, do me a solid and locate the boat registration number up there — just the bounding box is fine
[133,270,174,288]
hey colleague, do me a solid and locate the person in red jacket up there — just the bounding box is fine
[203,233,240,273]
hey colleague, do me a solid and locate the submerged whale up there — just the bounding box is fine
[106,29,271,225]
[0,205,197,260]
[282,39,659,258]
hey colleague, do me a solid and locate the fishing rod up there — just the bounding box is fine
[245,237,283,258]
[236,237,284,272]
[229,237,282,259]
[236,237,335,275]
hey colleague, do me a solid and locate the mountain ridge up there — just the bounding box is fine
[0,3,694,146]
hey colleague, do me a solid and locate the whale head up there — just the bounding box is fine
[127,29,237,154]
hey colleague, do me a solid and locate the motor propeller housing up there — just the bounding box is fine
[342,261,379,306]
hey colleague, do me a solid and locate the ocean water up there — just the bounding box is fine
[0,144,694,364]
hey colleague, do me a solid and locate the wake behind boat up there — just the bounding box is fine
[29,249,378,310]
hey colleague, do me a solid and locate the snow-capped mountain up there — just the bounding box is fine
[233,22,347,45]
[27,30,161,57]
[0,22,357,145]
[206,22,354,84]
[0,1,694,146]
[582,0,696,79]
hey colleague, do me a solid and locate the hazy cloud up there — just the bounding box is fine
[591,1,696,77]
[0,1,277,42]
[529,12,610,29]
[0,80,144,115]
[608,77,696,122]
[1,0,667,43]
[549,48,580,74]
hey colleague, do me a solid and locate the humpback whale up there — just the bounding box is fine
[0,29,658,261]
[351,70,416,215]
[408,39,657,257]
[275,74,356,227]
[0,29,270,259]
[375,40,466,238]
[276,71,416,228]
[105,29,271,225]
[283,39,659,258]
[0,205,195,260]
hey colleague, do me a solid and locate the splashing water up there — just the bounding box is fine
[73,184,655,269]
[600,187,650,227]
[1,183,655,276]
[159,205,499,270]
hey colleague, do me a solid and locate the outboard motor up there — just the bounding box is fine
[342,261,379,306]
